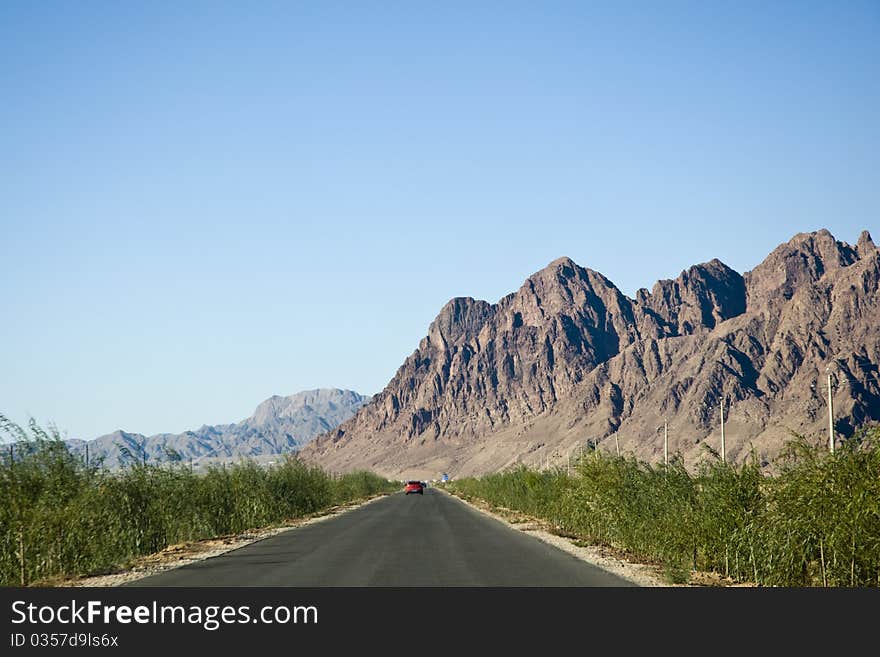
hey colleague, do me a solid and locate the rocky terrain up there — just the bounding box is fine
[69,389,369,469]
[301,229,880,478]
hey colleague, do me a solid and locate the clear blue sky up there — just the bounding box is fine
[2,1,878,441]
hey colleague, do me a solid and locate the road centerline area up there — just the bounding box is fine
[129,488,636,587]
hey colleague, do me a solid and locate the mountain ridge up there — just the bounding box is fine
[69,388,370,469]
[301,229,880,478]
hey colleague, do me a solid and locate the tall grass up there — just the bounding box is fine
[450,427,880,586]
[0,415,397,586]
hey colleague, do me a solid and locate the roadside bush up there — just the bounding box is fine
[0,414,397,586]
[450,426,880,587]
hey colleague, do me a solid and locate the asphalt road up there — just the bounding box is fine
[129,488,635,586]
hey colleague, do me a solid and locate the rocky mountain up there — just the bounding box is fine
[301,229,880,479]
[70,389,369,469]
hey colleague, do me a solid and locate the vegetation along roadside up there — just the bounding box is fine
[0,414,398,586]
[447,426,880,586]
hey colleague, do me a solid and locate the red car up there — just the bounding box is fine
[404,480,424,495]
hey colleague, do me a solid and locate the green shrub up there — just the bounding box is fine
[0,414,397,586]
[450,426,880,587]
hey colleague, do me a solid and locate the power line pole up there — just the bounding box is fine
[720,398,726,463]
[827,371,835,454]
[664,420,668,466]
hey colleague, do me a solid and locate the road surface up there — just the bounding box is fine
[129,488,635,586]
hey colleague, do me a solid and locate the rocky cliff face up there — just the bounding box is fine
[302,229,880,478]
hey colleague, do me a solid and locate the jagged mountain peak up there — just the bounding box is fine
[635,258,745,336]
[540,255,583,279]
[745,228,861,306]
[857,229,875,255]
[251,389,369,425]
[95,429,145,442]
[526,255,615,289]
[504,256,631,336]
[766,228,859,267]
[547,255,578,268]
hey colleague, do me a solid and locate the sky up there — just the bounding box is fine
[1,1,878,441]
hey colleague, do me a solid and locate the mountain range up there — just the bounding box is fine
[68,389,369,469]
[300,229,880,478]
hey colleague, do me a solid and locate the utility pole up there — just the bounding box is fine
[664,421,668,466]
[720,398,726,463]
[827,371,835,454]
[615,434,620,458]
[85,444,89,469]
[820,364,876,453]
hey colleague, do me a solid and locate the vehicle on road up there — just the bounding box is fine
[404,480,424,495]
